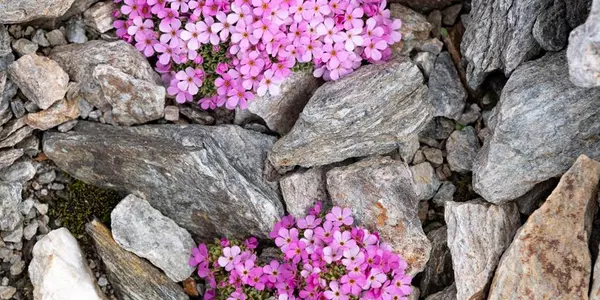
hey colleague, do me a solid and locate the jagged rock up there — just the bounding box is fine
[246,70,319,135]
[0,149,23,170]
[50,40,161,112]
[0,182,22,232]
[420,226,454,298]
[29,228,106,300]
[46,30,68,47]
[111,195,195,282]
[473,52,600,204]
[280,167,328,218]
[0,158,35,183]
[93,64,164,126]
[0,0,76,24]
[269,58,431,171]
[326,157,431,275]
[427,11,442,39]
[83,1,115,33]
[428,52,467,120]
[25,97,80,130]
[446,127,480,173]
[514,179,558,215]
[425,284,456,300]
[63,0,103,19]
[43,122,283,240]
[86,219,188,300]
[390,4,434,56]
[0,287,16,300]
[413,52,437,78]
[411,162,441,201]
[31,29,49,47]
[12,39,38,56]
[419,117,455,140]
[568,0,600,87]
[532,0,568,51]
[432,181,455,207]
[445,200,520,300]
[422,148,443,165]
[164,106,179,122]
[398,134,420,163]
[10,98,24,118]
[488,155,599,299]
[442,4,462,25]
[7,54,68,110]
[457,104,481,125]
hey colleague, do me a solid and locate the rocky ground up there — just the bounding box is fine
[1,0,600,299]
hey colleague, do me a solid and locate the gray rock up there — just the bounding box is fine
[34,202,48,215]
[446,127,480,173]
[514,179,558,215]
[0,0,76,24]
[10,98,24,119]
[24,100,40,113]
[88,110,102,121]
[0,110,12,128]
[19,198,34,215]
[0,159,36,183]
[49,183,65,190]
[2,223,22,243]
[31,29,49,48]
[86,219,188,300]
[567,0,593,28]
[425,284,456,300]
[46,30,68,47]
[473,51,600,204]
[398,134,420,163]
[0,54,14,74]
[29,228,106,300]
[58,120,78,132]
[23,221,38,240]
[93,64,165,126]
[12,39,38,56]
[411,162,441,201]
[9,259,24,275]
[391,4,433,43]
[8,54,69,110]
[83,1,115,33]
[0,182,22,231]
[269,58,431,171]
[111,195,195,282]
[63,0,103,19]
[445,200,520,300]
[0,287,16,300]
[432,181,455,207]
[247,70,319,135]
[280,167,328,218]
[15,134,39,157]
[0,25,10,57]
[533,1,568,51]
[50,40,161,112]
[420,226,454,298]
[427,10,442,39]
[428,52,467,120]
[0,149,23,170]
[423,148,443,165]
[163,106,179,122]
[457,104,481,125]
[326,156,431,275]
[413,52,437,78]
[419,117,455,140]
[179,106,214,124]
[66,16,88,44]
[568,0,600,87]
[413,150,425,164]
[0,118,25,140]
[442,4,462,25]
[43,122,283,240]
[78,99,94,119]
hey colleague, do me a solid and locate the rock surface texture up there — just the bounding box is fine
[326,157,431,275]
[0,182,22,231]
[568,0,600,87]
[269,58,431,171]
[111,195,195,282]
[445,200,520,300]
[43,122,283,240]
[0,0,76,24]
[279,167,328,217]
[488,155,599,299]
[428,52,467,120]
[473,51,600,204]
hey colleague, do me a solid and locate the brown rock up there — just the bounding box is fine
[488,155,600,299]
[25,97,79,131]
[326,156,431,275]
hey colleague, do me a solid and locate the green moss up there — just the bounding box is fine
[49,180,122,237]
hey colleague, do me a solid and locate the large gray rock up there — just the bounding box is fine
[445,200,520,300]
[246,70,319,135]
[7,54,69,110]
[29,228,106,300]
[568,0,600,87]
[93,65,165,126]
[111,195,195,282]
[428,52,467,120]
[269,58,432,171]
[0,0,76,24]
[86,219,188,300]
[0,182,22,231]
[49,40,161,112]
[532,0,568,51]
[43,122,283,240]
[326,157,431,275]
[488,155,599,299]
[446,127,480,173]
[279,167,328,218]
[473,51,600,204]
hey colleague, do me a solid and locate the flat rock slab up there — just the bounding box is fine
[473,51,600,204]
[488,155,600,299]
[86,219,188,300]
[269,58,431,171]
[445,200,520,300]
[111,195,195,282]
[43,122,283,240]
[326,157,431,275]
[0,0,76,24]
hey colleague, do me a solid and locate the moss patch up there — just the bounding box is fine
[49,180,123,237]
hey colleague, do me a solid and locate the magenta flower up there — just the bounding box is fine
[340,274,366,296]
[159,18,182,46]
[120,0,145,17]
[275,227,299,252]
[226,85,254,109]
[324,281,348,300]
[343,7,364,30]
[218,246,242,271]
[363,38,387,60]
[297,215,322,229]
[240,51,265,76]
[364,268,387,289]
[212,12,236,41]
[170,0,189,12]
[154,42,175,64]
[127,16,154,35]
[263,260,283,283]
[235,259,254,282]
[327,207,354,226]
[134,30,157,57]
[175,67,203,94]
[247,267,265,290]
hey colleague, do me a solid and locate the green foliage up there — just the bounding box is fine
[292,62,314,73]
[49,180,122,237]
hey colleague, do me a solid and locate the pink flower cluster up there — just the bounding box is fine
[114,0,402,110]
[189,203,412,300]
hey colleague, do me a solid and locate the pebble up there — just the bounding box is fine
[164,105,180,122]
[9,259,24,276]
[34,202,48,216]
[2,224,23,243]
[1,278,7,286]
[58,120,78,132]
[31,29,50,47]
[66,17,88,44]
[45,29,68,47]
[78,99,94,119]
[24,100,40,113]
[39,189,48,196]
[423,147,444,166]
[32,181,42,190]
[23,26,34,37]
[23,221,38,240]
[98,276,108,287]
[12,38,38,56]
[412,150,425,164]
[0,286,16,299]
[19,198,35,215]
[48,183,65,190]
[10,98,25,119]
[8,26,22,39]
[88,110,102,121]
[89,260,96,269]
[37,170,56,185]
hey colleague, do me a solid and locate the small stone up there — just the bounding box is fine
[97,276,108,287]
[46,30,68,47]
[423,147,444,165]
[413,52,437,78]
[34,202,48,215]
[15,134,39,156]
[0,110,11,128]
[411,162,441,201]
[10,98,25,119]
[391,4,433,42]
[88,110,102,121]
[58,120,78,132]
[2,224,23,243]
[9,259,25,275]
[0,159,36,183]
[412,150,425,164]
[66,16,88,44]
[23,221,39,240]
[419,117,455,140]
[0,25,10,57]
[31,29,50,47]
[39,189,48,196]
[164,105,180,122]
[19,198,35,215]
[179,106,215,124]
[83,1,116,33]
[446,127,481,173]
[0,182,23,232]
[457,104,481,125]
[25,97,80,130]
[12,38,38,56]
[1,277,7,286]
[78,99,94,119]
[48,183,65,190]
[432,181,455,206]
[0,286,16,300]
[427,10,442,39]
[24,101,40,113]
[23,26,35,37]
[398,134,420,163]
[442,4,462,25]
[7,54,69,110]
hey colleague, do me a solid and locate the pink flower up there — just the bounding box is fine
[363,38,387,60]
[297,215,322,229]
[226,85,254,109]
[284,240,307,264]
[235,259,255,282]
[343,7,364,30]
[217,246,241,271]
[154,43,175,64]
[240,51,266,76]
[364,18,385,39]
[340,274,366,296]
[175,67,203,94]
[211,12,236,41]
[244,237,259,249]
[390,275,412,296]
[158,18,182,47]
[327,206,354,226]
[332,230,356,250]
[275,227,299,252]
[120,0,145,17]
[316,18,338,43]
[247,267,266,290]
[180,21,206,50]
[342,245,365,267]
[263,260,283,283]
[127,17,153,36]
[134,30,157,57]
[231,22,257,50]
[167,84,192,103]
[324,281,348,300]
[170,0,189,13]
[364,268,387,289]
[314,220,337,243]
